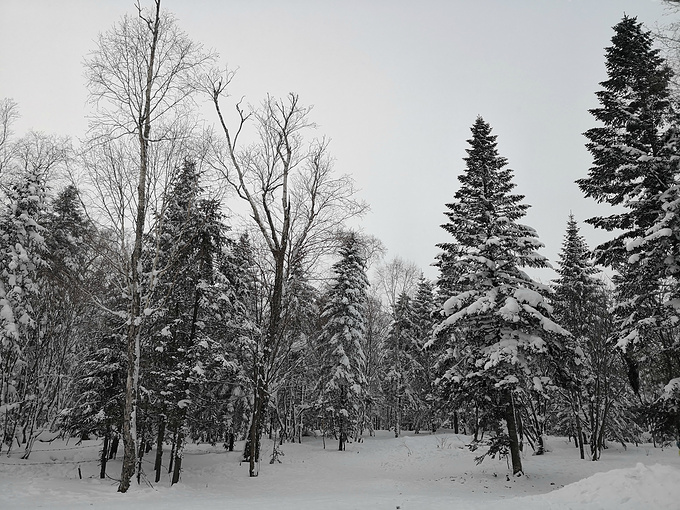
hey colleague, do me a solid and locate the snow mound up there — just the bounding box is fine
[525,462,680,510]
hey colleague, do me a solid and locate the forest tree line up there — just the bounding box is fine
[1,0,680,492]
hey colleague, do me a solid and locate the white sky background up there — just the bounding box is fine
[0,0,675,281]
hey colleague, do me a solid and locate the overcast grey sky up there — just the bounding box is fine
[0,0,674,281]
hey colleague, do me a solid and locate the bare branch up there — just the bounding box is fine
[0,98,20,177]
[374,257,422,309]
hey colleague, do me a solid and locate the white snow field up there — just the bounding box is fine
[1,431,679,509]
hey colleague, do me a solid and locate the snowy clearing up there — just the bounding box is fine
[1,431,679,509]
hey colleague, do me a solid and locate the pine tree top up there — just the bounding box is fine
[438,116,547,277]
[577,15,675,266]
[554,214,598,284]
[435,117,566,382]
[599,15,670,110]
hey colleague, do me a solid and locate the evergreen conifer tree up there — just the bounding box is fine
[62,328,126,477]
[552,217,638,460]
[577,15,675,267]
[577,16,680,435]
[318,233,369,450]
[52,186,126,474]
[553,215,601,339]
[410,278,439,432]
[143,159,231,484]
[435,116,568,475]
[383,292,418,437]
[551,214,601,458]
[19,185,103,459]
[0,166,48,454]
[576,15,677,348]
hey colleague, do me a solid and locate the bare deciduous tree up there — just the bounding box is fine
[374,256,421,309]
[207,75,367,475]
[0,98,20,179]
[82,0,216,492]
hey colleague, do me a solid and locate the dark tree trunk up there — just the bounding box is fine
[109,434,119,460]
[338,385,347,451]
[244,373,266,477]
[171,453,182,485]
[243,244,282,477]
[168,427,177,474]
[573,392,585,460]
[154,415,165,483]
[503,389,523,476]
[536,435,545,456]
[171,426,184,485]
[590,398,601,461]
[516,408,524,452]
[136,405,148,485]
[247,401,259,475]
[100,425,110,479]
[594,399,610,460]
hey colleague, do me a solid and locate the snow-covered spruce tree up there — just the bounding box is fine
[0,165,48,455]
[219,234,261,454]
[434,116,569,475]
[576,16,676,347]
[577,15,675,266]
[576,15,680,436]
[383,292,418,438]
[552,214,602,459]
[552,215,602,341]
[408,278,439,433]
[319,233,369,451]
[551,214,635,460]
[53,187,130,477]
[169,192,244,478]
[19,184,103,460]
[62,328,126,478]
[143,159,232,485]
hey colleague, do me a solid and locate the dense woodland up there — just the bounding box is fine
[1,0,680,493]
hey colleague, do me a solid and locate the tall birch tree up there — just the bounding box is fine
[83,0,215,492]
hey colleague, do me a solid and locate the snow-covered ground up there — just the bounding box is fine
[1,431,679,509]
